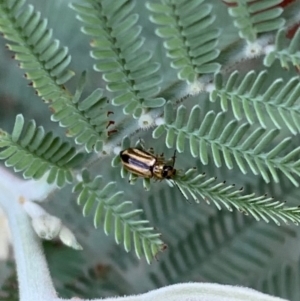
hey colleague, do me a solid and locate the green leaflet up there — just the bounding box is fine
[71,0,165,117]
[264,28,300,69]
[50,83,109,153]
[172,168,300,225]
[226,0,285,42]
[0,115,84,187]
[211,71,300,135]
[148,208,296,287]
[147,0,220,84]
[153,102,300,186]
[0,2,110,153]
[0,1,74,99]
[73,170,166,263]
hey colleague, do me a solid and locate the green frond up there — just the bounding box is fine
[51,72,109,153]
[147,0,220,84]
[226,0,285,42]
[73,169,166,264]
[43,240,86,298]
[139,187,216,244]
[149,209,295,286]
[153,102,300,185]
[44,240,131,298]
[253,258,299,300]
[0,114,84,187]
[0,1,109,151]
[172,168,300,225]
[0,0,74,100]
[264,28,300,69]
[70,0,165,118]
[211,71,300,135]
[60,264,132,298]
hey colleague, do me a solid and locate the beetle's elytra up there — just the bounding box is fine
[120,147,176,180]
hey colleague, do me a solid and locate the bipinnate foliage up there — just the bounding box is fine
[211,71,300,135]
[264,27,300,69]
[173,168,300,225]
[51,71,111,153]
[70,0,166,118]
[146,0,220,83]
[253,255,300,301]
[0,114,84,187]
[73,169,165,264]
[148,209,296,287]
[154,101,300,186]
[43,240,131,298]
[0,0,110,153]
[225,0,285,42]
[1,0,300,299]
[0,0,74,104]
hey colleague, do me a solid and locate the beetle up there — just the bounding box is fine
[119,147,177,180]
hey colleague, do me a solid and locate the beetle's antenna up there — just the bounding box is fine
[171,150,177,167]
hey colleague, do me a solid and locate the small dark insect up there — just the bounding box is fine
[119,147,176,180]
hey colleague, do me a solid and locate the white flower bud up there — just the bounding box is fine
[59,225,83,250]
[31,215,62,240]
[186,80,205,95]
[138,113,155,129]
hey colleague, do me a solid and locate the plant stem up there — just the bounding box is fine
[0,167,57,301]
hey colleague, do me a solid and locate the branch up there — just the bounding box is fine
[0,166,57,301]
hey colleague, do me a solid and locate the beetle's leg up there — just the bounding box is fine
[148,147,155,155]
[158,152,165,160]
[152,175,163,182]
[156,157,165,164]
[156,153,165,161]
[136,138,146,150]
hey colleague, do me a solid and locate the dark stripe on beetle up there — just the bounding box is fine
[121,154,152,171]
[123,164,153,178]
[123,148,155,162]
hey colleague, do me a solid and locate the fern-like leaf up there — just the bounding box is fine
[70,0,165,118]
[139,187,216,244]
[0,2,110,152]
[0,0,74,99]
[62,264,132,298]
[211,71,300,135]
[253,258,299,301]
[149,209,296,287]
[0,115,84,187]
[226,0,285,42]
[73,169,166,264]
[51,72,109,153]
[147,0,220,83]
[264,27,300,69]
[172,168,300,225]
[153,102,300,186]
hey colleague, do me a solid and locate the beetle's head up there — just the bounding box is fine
[162,165,176,179]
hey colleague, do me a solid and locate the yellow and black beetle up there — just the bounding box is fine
[119,148,177,180]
